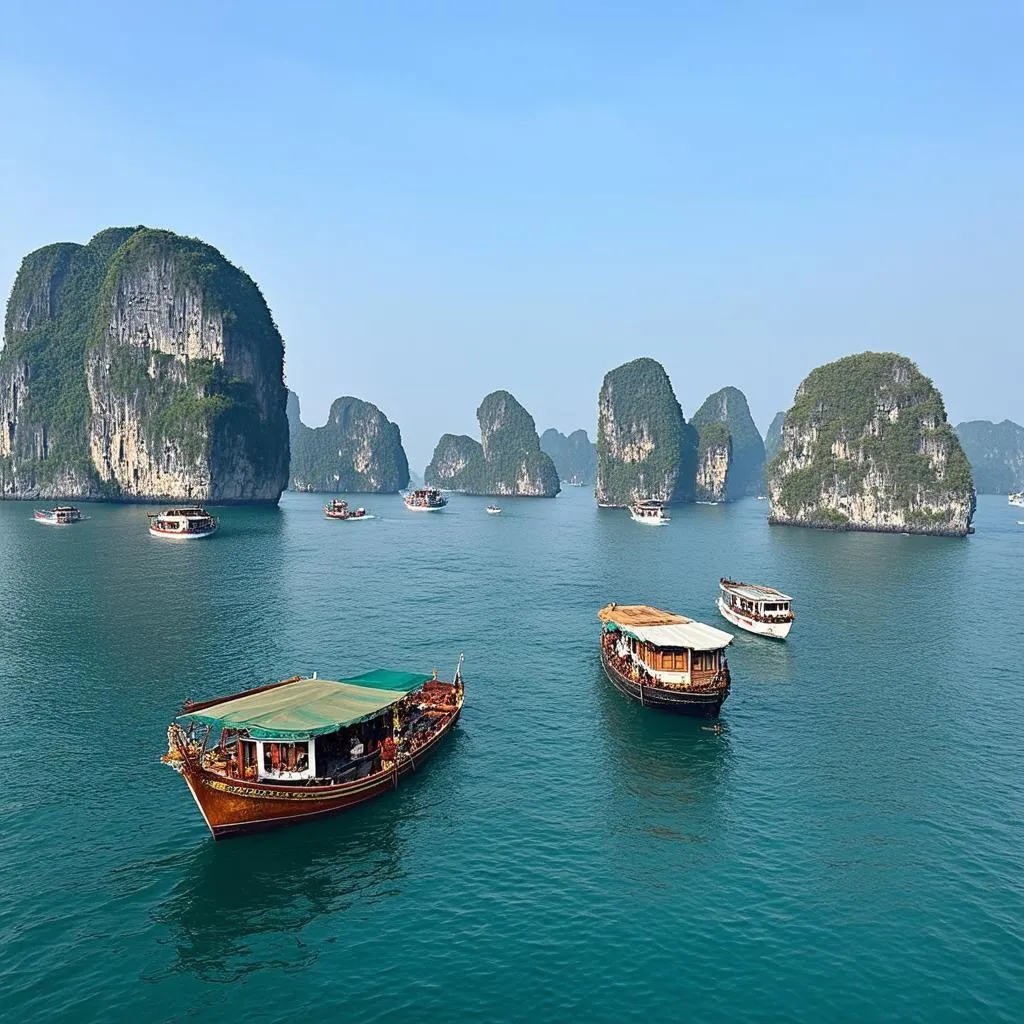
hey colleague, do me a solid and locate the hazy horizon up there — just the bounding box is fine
[3,2,1021,473]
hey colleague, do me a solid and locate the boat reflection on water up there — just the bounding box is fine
[158,808,403,982]
[593,660,734,848]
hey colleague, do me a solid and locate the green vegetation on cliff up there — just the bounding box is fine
[540,428,597,485]
[954,420,1024,494]
[1,229,140,490]
[595,357,696,506]
[288,391,410,493]
[1,225,289,501]
[768,352,974,535]
[763,411,786,463]
[691,386,765,498]
[425,391,559,496]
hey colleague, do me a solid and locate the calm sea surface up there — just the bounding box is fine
[0,490,1021,1022]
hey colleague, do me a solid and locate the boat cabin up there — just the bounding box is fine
[151,507,217,535]
[598,604,733,689]
[172,669,460,786]
[404,488,447,509]
[719,579,794,623]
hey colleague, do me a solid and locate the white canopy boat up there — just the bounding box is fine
[33,505,84,525]
[629,500,670,525]
[148,506,218,539]
[403,488,448,511]
[717,578,794,639]
[486,505,502,515]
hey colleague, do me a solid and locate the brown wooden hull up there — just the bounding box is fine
[178,707,461,839]
[601,649,728,717]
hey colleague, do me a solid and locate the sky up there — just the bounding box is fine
[1,1,1022,472]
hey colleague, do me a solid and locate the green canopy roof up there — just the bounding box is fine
[177,669,432,740]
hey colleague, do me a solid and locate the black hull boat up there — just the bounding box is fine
[600,648,728,717]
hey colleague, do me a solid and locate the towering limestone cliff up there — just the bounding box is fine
[690,386,766,499]
[954,420,1024,494]
[287,390,409,493]
[694,422,732,502]
[764,411,786,463]
[595,357,697,506]
[540,428,597,485]
[425,390,559,496]
[768,353,975,536]
[1,226,289,502]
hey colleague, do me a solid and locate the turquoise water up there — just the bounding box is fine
[0,491,1021,1022]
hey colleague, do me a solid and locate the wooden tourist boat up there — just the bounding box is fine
[403,487,448,511]
[629,500,670,525]
[718,578,795,639]
[1009,492,1024,508]
[324,499,370,521]
[33,505,84,525]
[598,604,733,717]
[163,659,465,839]
[148,507,218,539]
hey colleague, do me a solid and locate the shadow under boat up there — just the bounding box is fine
[156,800,405,983]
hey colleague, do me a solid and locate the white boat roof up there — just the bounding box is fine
[721,581,792,602]
[624,621,734,652]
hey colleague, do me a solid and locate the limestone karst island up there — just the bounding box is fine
[767,353,975,537]
[0,226,289,503]
[425,390,559,497]
[287,391,410,493]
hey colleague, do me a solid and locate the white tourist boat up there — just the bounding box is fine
[486,505,502,515]
[33,505,84,525]
[148,506,218,539]
[717,578,795,639]
[629,500,670,525]
[1009,492,1024,508]
[403,487,448,511]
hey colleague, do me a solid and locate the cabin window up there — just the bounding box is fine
[263,741,310,773]
[674,651,688,671]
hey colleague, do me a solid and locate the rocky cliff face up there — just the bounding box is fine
[695,422,731,501]
[425,390,559,496]
[954,420,1024,494]
[540,427,597,485]
[595,357,697,506]
[764,411,786,463]
[1,226,289,502]
[691,386,765,498]
[768,353,975,536]
[288,391,409,493]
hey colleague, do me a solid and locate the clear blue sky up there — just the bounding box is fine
[2,2,1022,472]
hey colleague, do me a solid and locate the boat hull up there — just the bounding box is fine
[629,513,669,525]
[404,503,446,512]
[600,650,727,717]
[177,707,461,839]
[149,526,217,539]
[717,597,793,639]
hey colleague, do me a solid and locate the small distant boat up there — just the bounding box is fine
[324,499,370,521]
[163,658,465,838]
[148,506,218,539]
[629,500,670,525]
[486,505,502,515]
[33,505,84,525]
[598,604,733,717]
[756,495,767,501]
[1009,492,1024,508]
[717,578,794,639]
[404,487,448,511]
